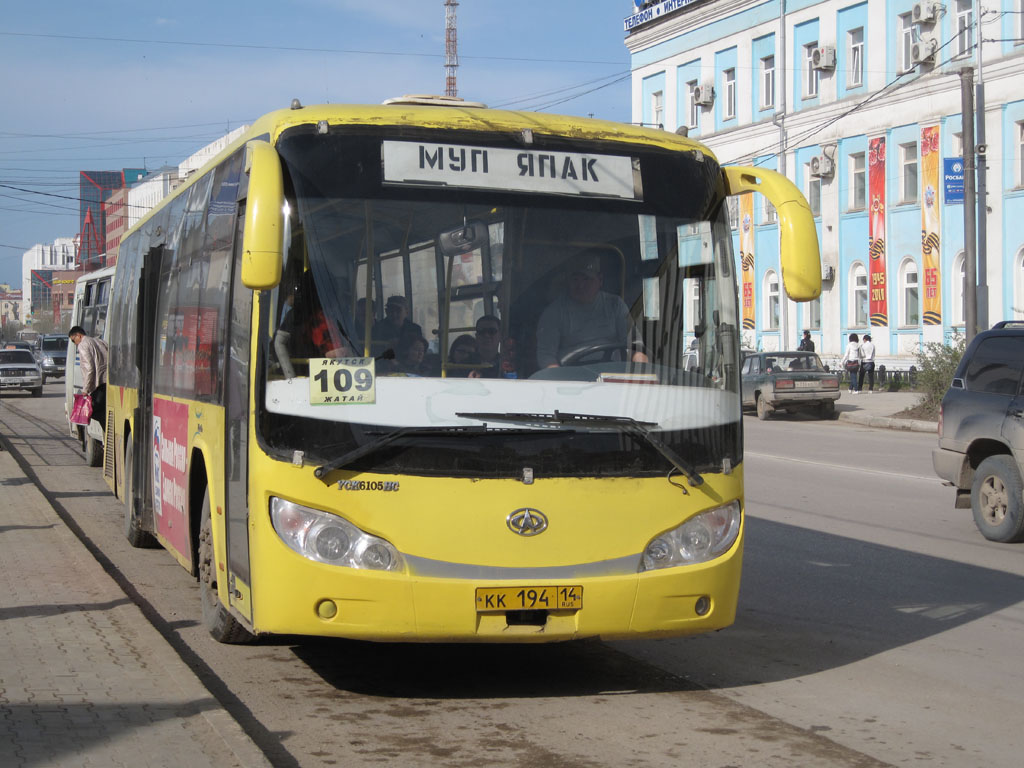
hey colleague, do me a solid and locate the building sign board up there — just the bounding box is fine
[943,158,964,203]
[625,0,704,32]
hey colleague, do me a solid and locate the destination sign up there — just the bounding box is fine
[382,141,642,200]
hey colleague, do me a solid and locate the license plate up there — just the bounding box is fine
[475,585,583,612]
[794,380,820,389]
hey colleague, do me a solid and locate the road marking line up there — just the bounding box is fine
[745,451,939,483]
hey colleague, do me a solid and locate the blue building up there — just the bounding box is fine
[625,0,1024,360]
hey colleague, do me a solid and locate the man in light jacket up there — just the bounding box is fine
[858,333,876,393]
[69,326,108,427]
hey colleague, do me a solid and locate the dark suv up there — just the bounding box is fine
[932,322,1024,542]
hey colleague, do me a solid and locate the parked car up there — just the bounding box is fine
[741,351,840,420]
[932,321,1024,543]
[2,340,35,353]
[36,334,68,383]
[0,348,44,397]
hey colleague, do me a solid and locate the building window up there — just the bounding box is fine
[952,252,966,325]
[1015,249,1024,320]
[763,197,778,225]
[852,263,869,327]
[651,90,664,129]
[761,56,775,108]
[899,14,914,72]
[804,43,820,98]
[850,152,866,210]
[723,68,736,119]
[1018,122,1024,187]
[900,258,920,326]
[900,142,919,203]
[953,131,963,157]
[955,0,975,58]
[765,270,780,330]
[808,297,822,330]
[806,162,821,217]
[848,27,864,88]
[687,80,699,128]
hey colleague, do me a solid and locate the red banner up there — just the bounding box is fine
[868,137,888,326]
[921,125,942,325]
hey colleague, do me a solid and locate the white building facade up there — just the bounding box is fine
[21,238,77,320]
[626,0,1024,359]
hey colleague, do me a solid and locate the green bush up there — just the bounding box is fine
[915,334,967,414]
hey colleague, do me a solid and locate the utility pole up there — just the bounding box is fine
[960,67,978,343]
[444,0,459,98]
[975,12,989,329]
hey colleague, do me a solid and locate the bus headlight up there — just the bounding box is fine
[639,500,741,572]
[270,497,403,572]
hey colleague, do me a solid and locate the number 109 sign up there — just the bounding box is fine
[309,358,376,405]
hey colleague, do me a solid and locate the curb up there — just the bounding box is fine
[838,412,937,433]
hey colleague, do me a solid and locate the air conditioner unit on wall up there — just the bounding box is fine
[811,46,836,71]
[693,84,715,106]
[810,154,834,178]
[913,1,940,24]
[911,36,939,65]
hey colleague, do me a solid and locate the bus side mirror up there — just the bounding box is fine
[241,140,285,290]
[722,166,822,301]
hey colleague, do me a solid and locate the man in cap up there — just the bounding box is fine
[374,295,423,346]
[535,251,647,368]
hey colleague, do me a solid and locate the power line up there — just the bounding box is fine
[0,30,624,66]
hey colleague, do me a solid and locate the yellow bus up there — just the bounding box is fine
[104,96,820,643]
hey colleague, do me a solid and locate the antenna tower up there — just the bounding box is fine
[444,0,459,97]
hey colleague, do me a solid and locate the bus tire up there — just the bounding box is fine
[84,429,103,467]
[123,441,157,548]
[199,490,253,644]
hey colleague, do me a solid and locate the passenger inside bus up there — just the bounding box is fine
[274,272,352,378]
[446,334,477,377]
[467,314,503,378]
[373,296,422,347]
[535,251,648,368]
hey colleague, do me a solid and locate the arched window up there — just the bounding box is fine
[851,262,868,327]
[900,257,920,326]
[764,270,780,330]
[952,252,966,326]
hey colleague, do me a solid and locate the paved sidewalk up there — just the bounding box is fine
[0,446,270,768]
[834,389,937,433]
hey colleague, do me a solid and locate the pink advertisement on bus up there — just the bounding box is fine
[152,397,190,561]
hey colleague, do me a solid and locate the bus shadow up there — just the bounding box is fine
[291,517,1023,697]
[289,634,697,698]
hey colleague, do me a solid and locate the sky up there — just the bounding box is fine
[0,1,644,288]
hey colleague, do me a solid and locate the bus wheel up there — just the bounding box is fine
[84,428,103,467]
[198,491,254,644]
[123,441,157,548]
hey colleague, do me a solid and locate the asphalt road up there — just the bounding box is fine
[2,383,1022,767]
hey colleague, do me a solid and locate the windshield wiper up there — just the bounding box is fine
[314,425,489,483]
[455,411,704,487]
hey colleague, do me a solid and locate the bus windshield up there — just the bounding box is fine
[260,129,741,479]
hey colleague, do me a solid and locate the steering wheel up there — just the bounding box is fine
[559,343,629,366]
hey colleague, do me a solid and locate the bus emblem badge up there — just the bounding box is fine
[507,508,548,537]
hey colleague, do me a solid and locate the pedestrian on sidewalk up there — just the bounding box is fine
[841,332,862,393]
[69,326,108,428]
[858,333,876,393]
[798,330,815,352]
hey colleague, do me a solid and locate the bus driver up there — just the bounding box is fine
[535,252,648,368]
